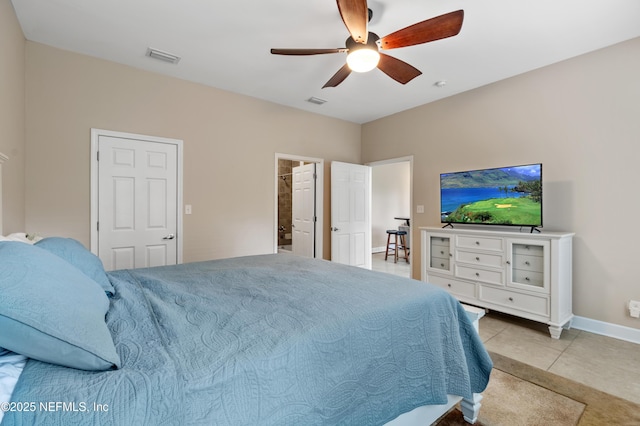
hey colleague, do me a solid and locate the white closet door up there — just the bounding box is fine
[97,135,178,270]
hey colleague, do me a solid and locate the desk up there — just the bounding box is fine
[394,217,410,249]
[394,217,410,227]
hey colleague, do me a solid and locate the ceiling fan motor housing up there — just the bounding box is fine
[346,32,380,52]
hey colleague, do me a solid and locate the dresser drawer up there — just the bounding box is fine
[480,286,549,317]
[430,236,450,248]
[431,244,451,260]
[430,257,450,271]
[428,275,476,299]
[512,243,544,256]
[511,269,545,288]
[456,235,503,252]
[455,265,504,286]
[457,249,503,268]
[512,253,544,273]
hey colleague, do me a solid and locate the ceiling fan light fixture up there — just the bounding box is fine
[346,48,380,73]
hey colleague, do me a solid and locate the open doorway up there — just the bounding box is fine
[368,157,412,278]
[274,153,324,258]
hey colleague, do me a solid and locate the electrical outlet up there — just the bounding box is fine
[417,205,425,214]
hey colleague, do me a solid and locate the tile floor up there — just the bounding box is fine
[371,252,411,278]
[479,311,640,405]
[371,252,640,405]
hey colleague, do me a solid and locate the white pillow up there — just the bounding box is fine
[0,348,28,423]
[0,233,40,244]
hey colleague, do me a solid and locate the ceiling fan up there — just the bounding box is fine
[270,0,464,88]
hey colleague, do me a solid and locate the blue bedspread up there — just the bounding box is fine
[3,254,492,425]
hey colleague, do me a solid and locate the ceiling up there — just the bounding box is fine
[11,0,640,124]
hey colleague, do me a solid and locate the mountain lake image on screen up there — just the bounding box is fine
[440,163,542,227]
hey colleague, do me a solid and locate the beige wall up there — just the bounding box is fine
[7,4,640,330]
[362,37,640,329]
[0,0,25,232]
[24,42,361,261]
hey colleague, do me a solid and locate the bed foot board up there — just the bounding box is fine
[460,393,483,424]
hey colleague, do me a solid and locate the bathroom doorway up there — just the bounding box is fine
[274,154,324,258]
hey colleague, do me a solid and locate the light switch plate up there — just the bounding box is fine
[185,204,192,215]
[417,205,425,214]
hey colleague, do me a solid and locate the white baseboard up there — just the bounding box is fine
[372,246,386,254]
[572,316,640,345]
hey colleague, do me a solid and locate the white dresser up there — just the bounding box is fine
[421,226,574,338]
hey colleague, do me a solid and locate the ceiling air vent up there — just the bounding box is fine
[306,97,327,105]
[146,48,181,64]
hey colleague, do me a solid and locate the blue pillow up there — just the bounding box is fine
[0,242,121,371]
[35,237,115,296]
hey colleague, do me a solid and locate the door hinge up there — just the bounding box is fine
[313,216,317,222]
[96,221,99,231]
[96,151,99,161]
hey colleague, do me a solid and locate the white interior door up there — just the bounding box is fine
[96,134,180,270]
[331,161,371,268]
[292,163,316,258]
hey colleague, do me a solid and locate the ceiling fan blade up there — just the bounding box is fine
[379,10,464,50]
[336,0,369,44]
[270,48,346,56]
[377,53,422,84]
[322,64,352,88]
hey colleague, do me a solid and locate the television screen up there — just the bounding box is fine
[440,163,542,227]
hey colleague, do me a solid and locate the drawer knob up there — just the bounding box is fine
[475,241,480,245]
[447,283,452,288]
[475,256,480,261]
[525,261,530,266]
[440,263,445,267]
[525,277,530,281]
[440,250,444,255]
[475,272,480,277]
[508,297,514,302]
[506,260,511,265]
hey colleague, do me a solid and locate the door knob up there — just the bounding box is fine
[163,233,175,240]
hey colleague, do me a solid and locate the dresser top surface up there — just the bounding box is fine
[420,226,574,240]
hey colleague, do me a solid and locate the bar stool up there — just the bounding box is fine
[385,230,409,263]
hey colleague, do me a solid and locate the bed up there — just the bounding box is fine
[0,155,491,424]
[0,238,491,426]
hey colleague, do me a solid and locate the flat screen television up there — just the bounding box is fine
[440,163,542,229]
